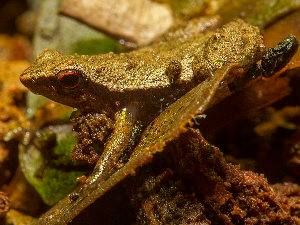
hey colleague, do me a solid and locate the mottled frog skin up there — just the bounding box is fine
[20,19,265,163]
[20,20,264,115]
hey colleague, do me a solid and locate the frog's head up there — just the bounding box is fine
[20,49,103,110]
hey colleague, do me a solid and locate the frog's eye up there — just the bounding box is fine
[57,69,82,89]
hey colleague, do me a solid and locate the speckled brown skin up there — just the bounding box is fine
[20,19,264,115]
[71,112,114,164]
[20,20,264,164]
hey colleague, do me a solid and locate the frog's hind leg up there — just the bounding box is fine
[230,35,298,92]
[247,35,298,79]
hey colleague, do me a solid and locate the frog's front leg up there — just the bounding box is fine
[70,107,141,181]
[70,111,114,164]
[92,108,141,180]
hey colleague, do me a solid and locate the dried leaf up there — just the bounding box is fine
[154,0,206,19]
[218,0,300,28]
[34,0,122,56]
[201,75,291,134]
[60,0,173,45]
[5,209,37,225]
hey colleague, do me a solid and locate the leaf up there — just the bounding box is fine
[19,126,84,206]
[155,0,206,19]
[34,0,124,55]
[71,38,124,55]
[218,0,300,28]
[60,0,173,45]
[5,209,37,225]
[131,65,235,158]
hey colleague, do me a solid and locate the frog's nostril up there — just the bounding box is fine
[20,73,28,84]
[20,72,33,88]
[20,74,26,83]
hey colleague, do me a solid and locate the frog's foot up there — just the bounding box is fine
[230,36,298,92]
[70,112,114,164]
[248,35,298,79]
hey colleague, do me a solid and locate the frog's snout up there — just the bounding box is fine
[20,70,41,95]
[20,72,28,84]
[20,71,32,88]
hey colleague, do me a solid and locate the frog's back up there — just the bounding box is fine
[88,19,264,93]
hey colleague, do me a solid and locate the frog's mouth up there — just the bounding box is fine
[20,71,58,100]
[21,73,48,93]
[20,72,37,93]
[20,72,82,108]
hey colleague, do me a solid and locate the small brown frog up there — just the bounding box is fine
[19,19,297,164]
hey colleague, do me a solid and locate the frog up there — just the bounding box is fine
[19,19,297,165]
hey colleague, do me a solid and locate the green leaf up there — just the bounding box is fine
[19,126,84,206]
[71,38,123,55]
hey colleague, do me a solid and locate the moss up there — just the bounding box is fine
[52,133,76,166]
[71,38,124,55]
[36,168,82,206]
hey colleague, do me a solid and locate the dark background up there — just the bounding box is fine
[0,0,28,33]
